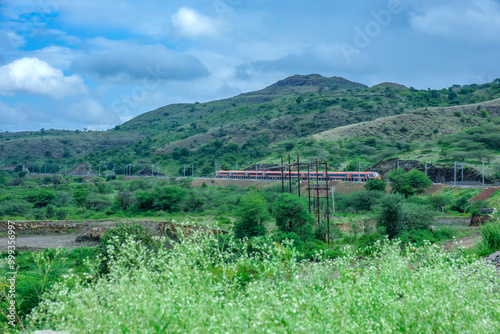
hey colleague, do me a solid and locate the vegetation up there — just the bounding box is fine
[233,192,270,239]
[376,193,434,238]
[1,76,500,180]
[2,74,500,331]
[26,233,500,333]
[387,168,432,197]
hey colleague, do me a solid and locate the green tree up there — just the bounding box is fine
[25,189,57,208]
[233,192,270,239]
[73,185,90,211]
[272,193,314,241]
[0,174,6,185]
[377,193,434,238]
[387,168,432,197]
[364,178,386,191]
[153,186,188,212]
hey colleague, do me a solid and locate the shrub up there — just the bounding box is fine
[97,222,161,275]
[0,200,31,216]
[272,193,314,241]
[480,222,500,254]
[376,193,434,238]
[387,168,432,197]
[55,208,68,220]
[25,189,57,208]
[233,192,269,239]
[364,178,386,191]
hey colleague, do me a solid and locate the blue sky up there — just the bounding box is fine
[1,0,500,132]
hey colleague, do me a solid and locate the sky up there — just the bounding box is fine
[1,0,500,132]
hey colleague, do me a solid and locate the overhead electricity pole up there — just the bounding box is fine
[482,161,485,187]
[454,161,456,187]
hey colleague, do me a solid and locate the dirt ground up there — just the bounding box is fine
[0,233,99,252]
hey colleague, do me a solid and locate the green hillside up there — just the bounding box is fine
[1,75,500,177]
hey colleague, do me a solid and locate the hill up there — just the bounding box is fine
[1,75,500,178]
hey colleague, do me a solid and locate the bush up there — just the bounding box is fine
[480,222,500,254]
[338,191,385,212]
[233,192,269,239]
[97,222,161,275]
[0,200,31,216]
[25,189,57,208]
[376,193,434,238]
[364,178,386,191]
[272,193,314,241]
[387,168,432,197]
[55,208,68,220]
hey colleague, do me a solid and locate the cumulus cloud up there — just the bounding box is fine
[0,57,87,98]
[71,39,209,81]
[410,0,500,42]
[171,7,219,38]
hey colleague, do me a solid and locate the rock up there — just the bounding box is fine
[470,214,496,227]
[484,251,500,270]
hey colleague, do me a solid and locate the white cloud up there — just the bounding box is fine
[67,99,121,130]
[0,57,87,98]
[0,101,26,124]
[410,0,500,42]
[171,7,219,38]
[0,31,26,49]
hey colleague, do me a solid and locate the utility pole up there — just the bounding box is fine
[358,161,361,182]
[281,157,284,193]
[482,161,485,187]
[454,161,456,187]
[215,162,217,177]
[331,186,335,213]
[297,153,300,197]
[461,163,464,182]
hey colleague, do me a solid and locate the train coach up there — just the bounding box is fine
[216,170,381,181]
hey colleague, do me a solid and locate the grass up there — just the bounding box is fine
[26,232,500,333]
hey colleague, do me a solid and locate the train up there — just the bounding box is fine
[216,170,381,181]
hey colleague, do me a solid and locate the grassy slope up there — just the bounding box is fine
[314,98,500,143]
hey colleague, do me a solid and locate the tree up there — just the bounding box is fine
[272,193,314,241]
[115,191,133,210]
[153,186,188,212]
[25,189,57,208]
[387,168,432,197]
[364,178,386,192]
[377,193,434,238]
[73,185,90,211]
[233,192,270,239]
